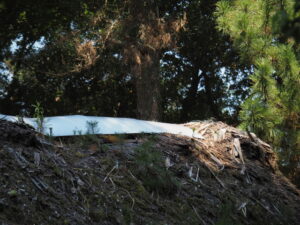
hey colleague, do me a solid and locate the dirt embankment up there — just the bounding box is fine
[0,119,299,225]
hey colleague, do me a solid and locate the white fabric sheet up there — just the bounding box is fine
[0,114,203,139]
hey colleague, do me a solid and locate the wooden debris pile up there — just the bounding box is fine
[0,119,299,225]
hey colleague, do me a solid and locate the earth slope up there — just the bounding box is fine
[0,119,299,225]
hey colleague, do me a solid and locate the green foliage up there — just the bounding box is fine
[274,1,300,43]
[0,0,248,124]
[86,120,99,135]
[85,121,102,147]
[215,201,241,225]
[32,101,45,133]
[161,0,249,123]
[71,121,102,148]
[132,139,180,195]
[216,0,300,183]
[0,0,89,61]
[0,63,9,98]
[239,98,283,144]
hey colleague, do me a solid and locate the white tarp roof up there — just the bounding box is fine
[0,114,203,139]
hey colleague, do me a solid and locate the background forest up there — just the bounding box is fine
[0,0,299,185]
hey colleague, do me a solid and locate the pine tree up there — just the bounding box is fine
[215,0,300,184]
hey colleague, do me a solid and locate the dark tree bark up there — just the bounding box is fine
[203,72,221,120]
[104,1,185,121]
[132,50,161,121]
[181,68,201,122]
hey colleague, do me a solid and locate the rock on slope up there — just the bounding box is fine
[0,119,299,225]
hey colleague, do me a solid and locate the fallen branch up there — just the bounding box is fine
[103,163,118,182]
[210,154,225,171]
[250,197,275,215]
[203,162,226,189]
[119,188,135,210]
[192,205,207,225]
[233,138,245,164]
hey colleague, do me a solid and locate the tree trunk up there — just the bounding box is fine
[132,50,161,121]
[203,72,221,120]
[181,68,201,121]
